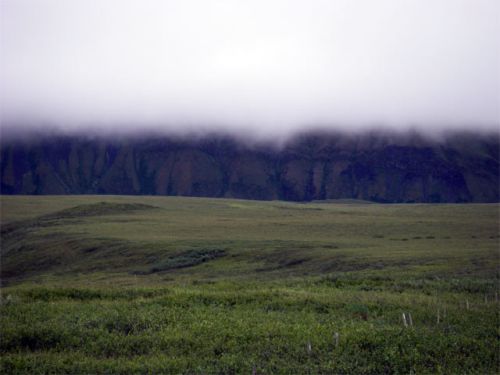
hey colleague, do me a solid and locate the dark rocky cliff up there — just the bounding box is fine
[1,131,499,202]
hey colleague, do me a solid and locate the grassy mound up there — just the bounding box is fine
[42,202,158,219]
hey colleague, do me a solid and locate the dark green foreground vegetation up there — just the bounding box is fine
[1,196,499,374]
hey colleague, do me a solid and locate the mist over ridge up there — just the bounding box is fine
[1,0,499,135]
[2,121,499,147]
[1,0,499,202]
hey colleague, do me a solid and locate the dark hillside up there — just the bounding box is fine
[1,131,498,202]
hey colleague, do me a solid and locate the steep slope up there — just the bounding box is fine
[1,131,498,202]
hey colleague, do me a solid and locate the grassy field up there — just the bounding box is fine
[0,195,499,374]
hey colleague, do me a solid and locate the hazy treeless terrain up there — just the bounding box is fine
[1,196,498,373]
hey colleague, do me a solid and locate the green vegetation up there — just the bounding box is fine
[1,196,499,374]
[142,248,227,274]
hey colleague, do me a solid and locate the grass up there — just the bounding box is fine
[141,248,227,274]
[0,195,499,374]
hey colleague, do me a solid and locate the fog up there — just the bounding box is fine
[1,0,499,137]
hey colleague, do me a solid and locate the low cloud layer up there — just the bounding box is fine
[1,0,499,136]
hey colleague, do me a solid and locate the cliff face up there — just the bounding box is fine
[1,131,499,202]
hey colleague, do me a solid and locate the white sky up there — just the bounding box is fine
[1,0,499,135]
